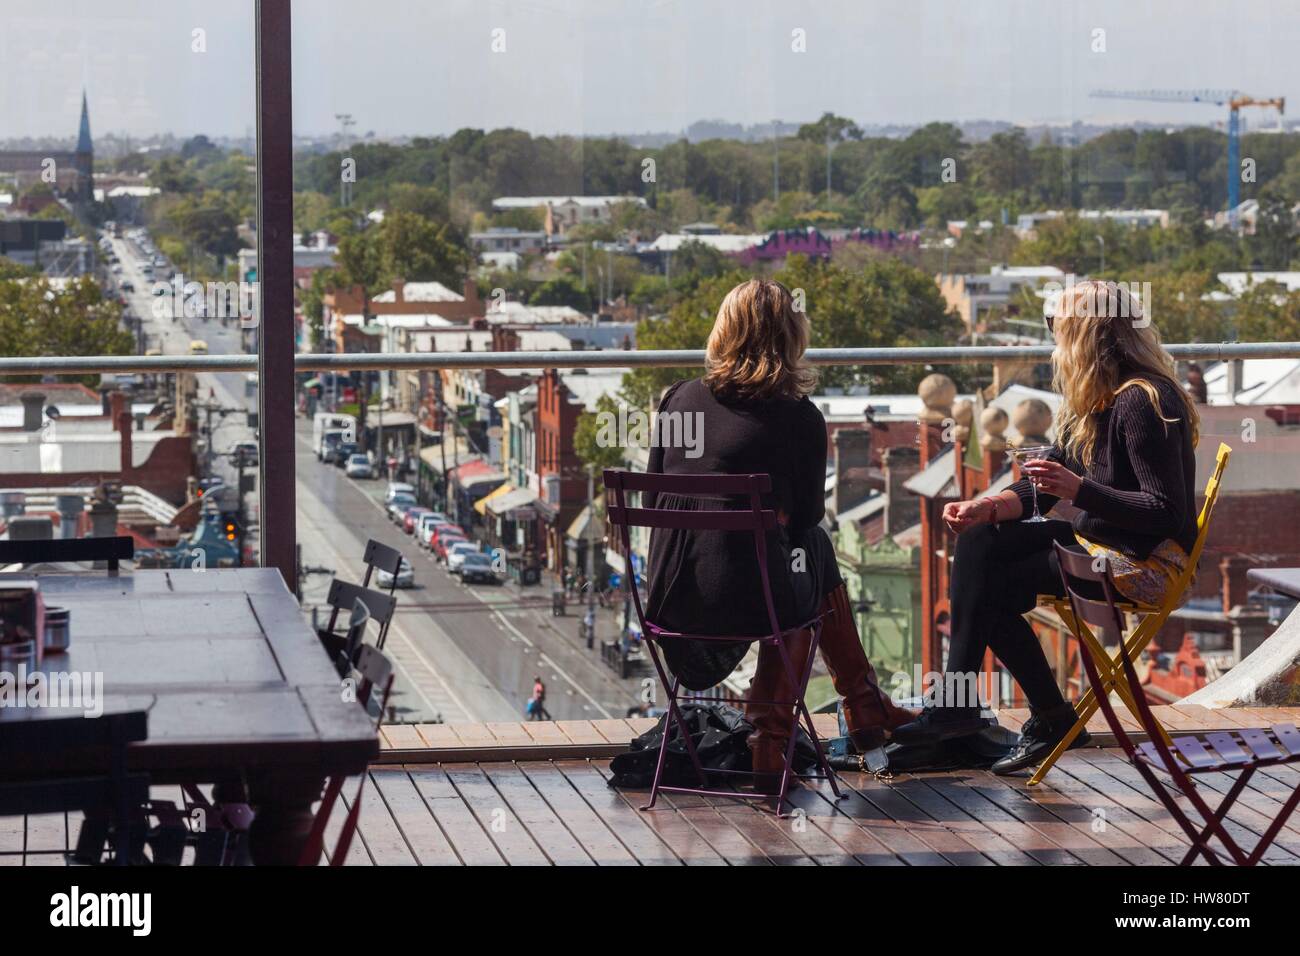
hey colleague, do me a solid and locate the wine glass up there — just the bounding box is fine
[1009,444,1055,523]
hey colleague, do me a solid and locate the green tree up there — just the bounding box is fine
[376,209,469,287]
[0,276,132,384]
[529,274,590,311]
[573,394,629,472]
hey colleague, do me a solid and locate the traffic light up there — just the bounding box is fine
[224,519,238,542]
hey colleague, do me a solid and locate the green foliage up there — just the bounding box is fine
[573,394,629,472]
[529,274,590,310]
[0,276,133,383]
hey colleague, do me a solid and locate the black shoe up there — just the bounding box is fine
[890,706,988,747]
[991,710,1092,776]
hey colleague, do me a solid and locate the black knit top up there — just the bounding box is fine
[1006,375,1198,560]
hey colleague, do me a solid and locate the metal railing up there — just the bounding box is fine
[3,340,1300,375]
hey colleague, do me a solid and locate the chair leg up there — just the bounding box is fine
[1131,762,1228,866]
[1245,772,1300,866]
[1178,768,1255,866]
[1028,628,1174,786]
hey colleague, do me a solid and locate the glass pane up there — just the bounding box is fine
[0,1,259,569]
[284,1,1297,728]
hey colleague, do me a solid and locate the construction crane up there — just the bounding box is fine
[1090,89,1286,228]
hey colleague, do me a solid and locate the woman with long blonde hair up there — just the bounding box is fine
[892,279,1201,773]
[645,278,912,789]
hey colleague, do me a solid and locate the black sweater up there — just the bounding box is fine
[1007,375,1198,560]
[644,378,829,638]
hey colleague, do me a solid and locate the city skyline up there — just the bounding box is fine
[1,0,1297,141]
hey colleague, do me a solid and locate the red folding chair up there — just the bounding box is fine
[1054,541,1300,866]
[604,469,840,817]
[299,638,395,866]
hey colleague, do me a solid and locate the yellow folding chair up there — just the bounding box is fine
[1027,442,1231,786]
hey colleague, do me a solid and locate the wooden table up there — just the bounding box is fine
[1247,567,1300,601]
[0,567,379,864]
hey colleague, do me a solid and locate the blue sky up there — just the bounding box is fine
[2,0,1297,139]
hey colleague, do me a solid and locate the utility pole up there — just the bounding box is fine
[825,134,834,201]
[586,464,596,648]
[773,118,781,202]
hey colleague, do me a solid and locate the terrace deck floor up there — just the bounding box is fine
[6,706,1300,866]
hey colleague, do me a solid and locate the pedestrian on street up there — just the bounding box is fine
[583,606,596,649]
[528,675,547,721]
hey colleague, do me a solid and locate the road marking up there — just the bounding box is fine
[323,445,615,719]
[296,498,473,723]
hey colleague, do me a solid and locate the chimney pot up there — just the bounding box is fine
[20,391,46,432]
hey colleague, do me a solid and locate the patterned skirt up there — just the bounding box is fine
[1073,534,1192,608]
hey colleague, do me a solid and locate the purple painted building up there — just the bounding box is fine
[736,227,921,266]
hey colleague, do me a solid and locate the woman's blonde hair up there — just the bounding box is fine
[1050,279,1199,468]
[703,278,816,401]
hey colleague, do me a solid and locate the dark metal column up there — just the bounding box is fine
[255,0,296,592]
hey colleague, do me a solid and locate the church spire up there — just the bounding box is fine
[76,89,92,154]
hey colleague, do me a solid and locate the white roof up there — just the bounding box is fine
[492,195,646,209]
[989,265,1066,279]
[810,393,967,421]
[835,492,887,526]
[340,313,455,329]
[1216,272,1300,296]
[409,329,494,352]
[559,369,629,411]
[1203,358,1300,405]
[106,185,161,198]
[372,282,464,303]
[484,301,585,325]
[0,432,170,472]
[646,233,766,254]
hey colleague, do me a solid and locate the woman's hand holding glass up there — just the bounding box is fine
[1020,458,1083,500]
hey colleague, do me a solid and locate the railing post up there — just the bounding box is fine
[255,0,296,593]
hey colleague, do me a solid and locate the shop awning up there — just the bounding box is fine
[474,482,515,516]
[486,487,541,520]
[565,501,605,542]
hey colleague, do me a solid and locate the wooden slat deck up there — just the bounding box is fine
[7,707,1299,865]
[371,706,1291,762]
[316,750,1300,866]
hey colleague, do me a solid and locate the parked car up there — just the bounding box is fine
[375,557,415,590]
[415,513,448,549]
[446,542,482,575]
[384,481,416,505]
[403,507,433,535]
[386,493,417,522]
[319,432,345,464]
[419,518,456,550]
[458,552,499,585]
[434,532,468,561]
[345,453,373,479]
[428,524,463,555]
[227,441,259,466]
[332,441,358,468]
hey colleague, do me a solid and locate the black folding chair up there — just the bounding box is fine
[1055,541,1300,866]
[0,710,149,865]
[362,538,404,598]
[0,535,134,572]
[316,579,396,661]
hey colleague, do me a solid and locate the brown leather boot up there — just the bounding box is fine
[818,584,917,751]
[746,627,812,792]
